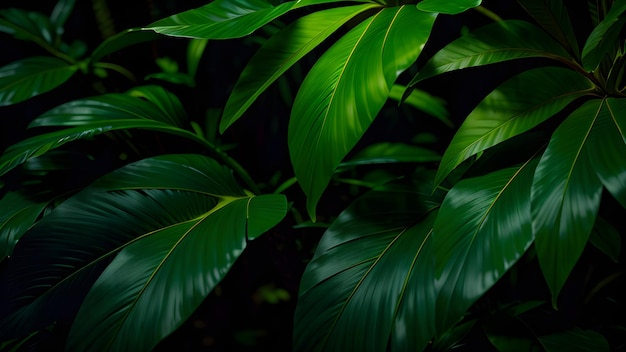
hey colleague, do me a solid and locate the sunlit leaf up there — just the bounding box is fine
[435,67,592,186]
[0,192,47,259]
[416,0,481,14]
[532,100,604,306]
[295,180,442,351]
[409,20,570,87]
[433,159,537,333]
[0,57,77,106]
[517,0,579,56]
[582,0,626,71]
[289,6,436,219]
[220,3,379,132]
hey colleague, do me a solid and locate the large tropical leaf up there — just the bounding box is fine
[0,154,287,348]
[294,180,442,351]
[581,0,626,71]
[0,57,77,106]
[432,159,537,334]
[408,20,571,87]
[532,100,604,306]
[434,67,593,186]
[0,192,46,259]
[416,0,481,15]
[289,6,436,219]
[220,3,380,132]
[517,0,580,56]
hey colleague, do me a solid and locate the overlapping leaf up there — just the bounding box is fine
[289,6,436,219]
[433,159,537,333]
[408,20,571,87]
[434,67,593,186]
[0,57,77,106]
[294,180,441,351]
[532,100,604,306]
[416,0,481,15]
[0,8,58,45]
[220,4,380,132]
[0,192,46,259]
[517,0,579,56]
[582,0,626,71]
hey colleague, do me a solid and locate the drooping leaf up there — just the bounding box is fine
[89,28,163,64]
[416,0,481,15]
[338,142,440,169]
[0,57,78,106]
[434,67,592,186]
[0,8,58,45]
[408,20,570,87]
[433,158,537,333]
[220,3,380,132]
[517,0,580,56]
[289,6,436,219]
[0,192,47,259]
[582,0,626,71]
[532,100,604,306]
[538,327,610,352]
[294,180,442,351]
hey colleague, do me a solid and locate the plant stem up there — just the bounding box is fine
[274,177,297,194]
[474,6,503,22]
[93,62,137,82]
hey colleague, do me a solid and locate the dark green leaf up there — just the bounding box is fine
[582,0,626,71]
[0,192,47,259]
[220,4,379,132]
[416,0,481,14]
[433,159,537,333]
[187,38,209,78]
[589,216,621,263]
[532,100,604,306]
[89,28,163,64]
[517,0,580,56]
[0,57,78,106]
[409,20,571,87]
[339,142,440,169]
[0,9,57,45]
[389,85,451,126]
[50,0,76,31]
[289,6,436,219]
[295,181,441,351]
[538,328,610,352]
[145,72,195,87]
[435,67,592,186]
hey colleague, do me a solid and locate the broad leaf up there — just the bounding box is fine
[532,100,604,306]
[90,28,163,64]
[408,20,571,87]
[582,0,626,71]
[435,67,592,186]
[289,6,436,219]
[0,192,46,259]
[294,180,441,351]
[517,0,579,56]
[0,57,78,106]
[416,0,481,14]
[433,159,537,333]
[220,4,379,132]
[0,8,57,45]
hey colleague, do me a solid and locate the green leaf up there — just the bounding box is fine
[220,4,379,132]
[538,328,610,352]
[89,28,163,64]
[517,0,580,56]
[339,142,440,169]
[289,6,436,220]
[0,192,47,259]
[435,67,592,186]
[416,0,481,14]
[389,85,451,126]
[50,0,76,31]
[294,180,441,351]
[0,57,78,106]
[0,8,57,45]
[582,0,626,71]
[532,100,604,306]
[409,20,571,87]
[587,98,626,209]
[589,216,621,263]
[433,159,537,333]
[187,38,209,78]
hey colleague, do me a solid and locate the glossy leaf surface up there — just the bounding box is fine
[220,4,379,132]
[289,6,436,219]
[433,160,537,333]
[582,0,626,71]
[517,0,579,56]
[532,100,604,306]
[435,67,592,186]
[0,192,46,259]
[0,57,77,106]
[416,0,481,14]
[295,181,441,351]
[409,20,570,86]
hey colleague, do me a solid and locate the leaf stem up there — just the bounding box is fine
[274,177,297,194]
[474,6,502,22]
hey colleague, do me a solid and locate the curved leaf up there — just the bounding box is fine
[89,28,163,64]
[582,0,626,71]
[408,20,571,87]
[435,67,593,186]
[0,57,78,106]
[389,85,451,126]
[50,0,76,31]
[289,6,436,219]
[220,3,380,132]
[416,0,481,15]
[339,142,440,169]
[0,192,46,259]
[433,158,537,334]
[0,8,57,45]
[517,0,579,57]
[294,181,441,351]
[532,100,604,306]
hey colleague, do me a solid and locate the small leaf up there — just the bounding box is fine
[50,0,77,31]
[0,192,47,259]
[0,9,57,45]
[416,0,481,15]
[517,0,579,56]
[589,216,621,263]
[89,28,163,63]
[582,0,626,71]
[389,85,451,126]
[339,142,440,169]
[187,38,209,78]
[0,57,78,106]
[538,328,610,352]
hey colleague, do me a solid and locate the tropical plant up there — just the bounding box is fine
[1,0,625,351]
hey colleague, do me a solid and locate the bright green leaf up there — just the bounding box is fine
[582,0,626,71]
[220,3,379,132]
[0,57,78,106]
[532,100,604,306]
[289,6,436,220]
[0,192,47,259]
[433,159,537,333]
[416,0,481,15]
[187,38,209,78]
[435,67,592,186]
[517,0,579,56]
